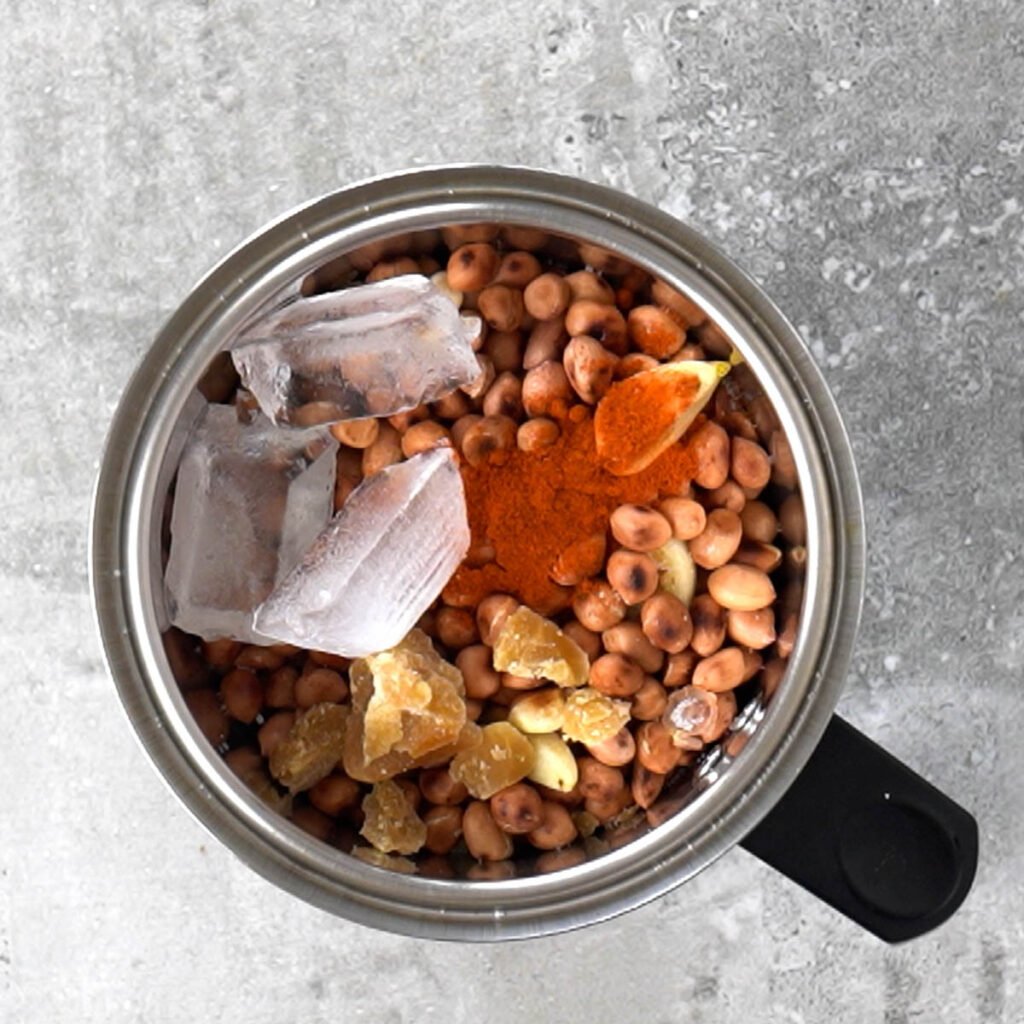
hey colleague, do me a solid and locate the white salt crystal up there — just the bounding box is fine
[253,447,470,657]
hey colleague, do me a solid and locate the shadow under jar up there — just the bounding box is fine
[91,167,977,942]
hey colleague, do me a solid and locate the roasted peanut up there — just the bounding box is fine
[584,787,633,824]
[536,847,587,873]
[733,540,783,573]
[419,768,469,806]
[435,606,479,649]
[527,801,579,850]
[585,727,636,767]
[501,225,549,251]
[688,508,743,570]
[776,611,798,660]
[361,422,403,475]
[424,804,464,855]
[740,648,763,683]
[689,594,727,657]
[636,720,682,774]
[761,657,788,700]
[601,621,665,674]
[365,256,419,282]
[265,665,298,708]
[432,389,473,421]
[295,667,347,708]
[572,579,627,631]
[291,806,333,842]
[517,416,560,452]
[631,764,666,809]
[577,757,626,803]
[663,649,698,688]
[447,243,500,292]
[490,782,544,833]
[451,413,482,452]
[257,711,296,758]
[220,668,263,723]
[484,329,524,373]
[522,361,573,418]
[693,319,732,358]
[705,480,747,514]
[482,371,524,419]
[707,564,776,611]
[400,420,452,458]
[309,775,361,816]
[606,549,660,605]
[387,404,429,433]
[627,305,687,359]
[563,335,617,404]
[461,414,517,467]
[779,493,806,546]
[770,430,798,489]
[741,500,779,543]
[478,284,525,332]
[494,251,543,288]
[651,279,706,327]
[561,619,603,661]
[692,647,746,692]
[589,653,645,698]
[550,532,607,587]
[614,353,659,378]
[565,270,615,304]
[523,316,567,369]
[609,504,673,551]
[564,300,628,355]
[524,272,572,320]
[463,801,513,861]
[461,353,496,400]
[456,645,501,700]
[235,645,286,671]
[731,437,771,491]
[727,607,777,650]
[476,593,520,646]
[691,420,730,490]
[631,678,668,721]
[640,592,693,654]
[658,497,706,541]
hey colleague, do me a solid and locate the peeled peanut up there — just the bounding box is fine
[490,782,544,834]
[526,733,579,792]
[631,678,668,721]
[589,653,645,697]
[636,720,682,774]
[494,251,542,287]
[733,540,783,573]
[329,418,380,449]
[527,801,578,850]
[651,279,706,327]
[447,243,500,292]
[564,300,628,355]
[522,361,573,419]
[508,689,566,733]
[609,504,673,551]
[523,317,567,369]
[462,801,513,861]
[631,764,666,809]
[601,621,664,674]
[705,480,746,514]
[627,305,687,359]
[770,430,798,489]
[708,564,776,611]
[779,493,807,546]
[565,270,615,304]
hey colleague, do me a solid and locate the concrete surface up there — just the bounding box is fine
[2,1,1023,1021]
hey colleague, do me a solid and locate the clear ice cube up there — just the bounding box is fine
[164,403,338,644]
[231,275,480,427]
[254,447,470,658]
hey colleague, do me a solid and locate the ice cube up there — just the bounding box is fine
[231,275,480,427]
[254,447,470,658]
[164,403,338,644]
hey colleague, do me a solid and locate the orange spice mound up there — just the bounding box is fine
[594,371,699,476]
[444,411,699,612]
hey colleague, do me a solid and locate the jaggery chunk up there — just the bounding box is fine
[360,779,428,855]
[343,630,467,782]
[560,687,631,744]
[449,722,535,799]
[269,702,349,792]
[492,606,590,688]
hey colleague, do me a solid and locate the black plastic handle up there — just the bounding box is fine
[739,715,978,942]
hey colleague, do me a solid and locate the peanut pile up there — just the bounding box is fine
[169,224,807,877]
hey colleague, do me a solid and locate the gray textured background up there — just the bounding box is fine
[3,1,1023,1021]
